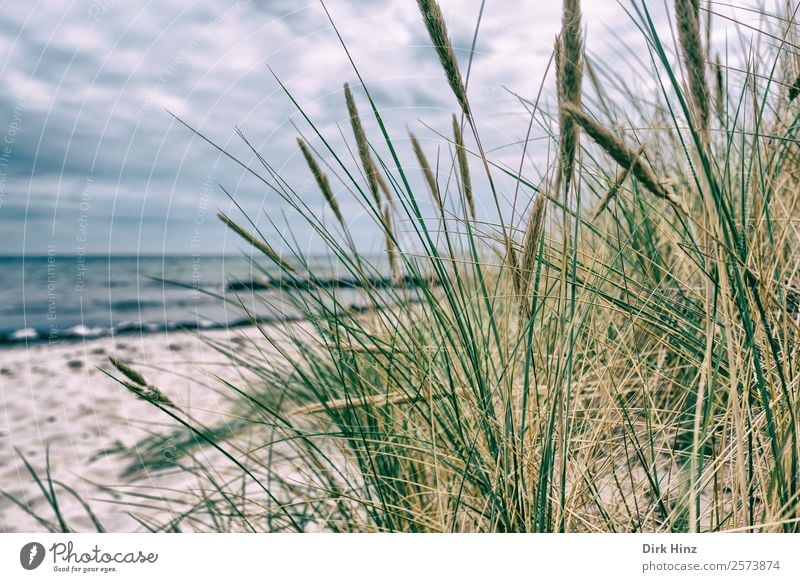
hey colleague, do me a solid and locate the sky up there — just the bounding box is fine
[0,0,762,256]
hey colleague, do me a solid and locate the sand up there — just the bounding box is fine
[0,325,282,532]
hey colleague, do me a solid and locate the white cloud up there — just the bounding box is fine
[0,0,771,254]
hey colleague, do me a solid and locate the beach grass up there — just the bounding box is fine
[16,0,800,532]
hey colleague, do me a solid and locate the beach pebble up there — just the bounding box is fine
[0,367,12,376]
[67,359,84,370]
[168,343,183,352]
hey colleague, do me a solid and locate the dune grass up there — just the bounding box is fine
[15,0,800,532]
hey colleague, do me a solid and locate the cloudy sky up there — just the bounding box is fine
[0,0,758,255]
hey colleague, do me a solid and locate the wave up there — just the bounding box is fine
[0,315,303,346]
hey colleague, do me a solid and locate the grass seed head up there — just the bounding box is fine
[557,0,584,195]
[675,0,711,142]
[564,104,686,215]
[217,211,297,274]
[297,138,345,229]
[344,83,382,208]
[452,114,475,221]
[410,132,444,215]
[416,0,471,117]
[517,193,547,315]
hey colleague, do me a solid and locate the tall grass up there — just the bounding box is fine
[41,0,800,532]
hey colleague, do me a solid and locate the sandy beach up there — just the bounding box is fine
[0,325,276,532]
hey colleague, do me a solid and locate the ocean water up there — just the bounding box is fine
[0,254,358,345]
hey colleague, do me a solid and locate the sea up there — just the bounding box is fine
[0,254,365,346]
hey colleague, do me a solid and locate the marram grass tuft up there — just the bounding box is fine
[85,0,800,534]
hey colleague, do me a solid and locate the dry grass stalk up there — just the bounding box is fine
[592,144,646,220]
[217,211,297,274]
[416,0,471,117]
[109,357,177,408]
[564,104,686,215]
[675,0,711,143]
[109,356,147,386]
[410,132,444,215]
[517,193,547,316]
[382,205,399,280]
[291,378,645,416]
[584,56,616,121]
[292,389,436,416]
[343,84,398,274]
[297,138,345,229]
[557,0,584,195]
[376,171,393,204]
[452,114,475,221]
[344,83,382,208]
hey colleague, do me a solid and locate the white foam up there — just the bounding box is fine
[65,325,105,337]
[9,327,38,340]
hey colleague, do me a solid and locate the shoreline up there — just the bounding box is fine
[0,315,300,348]
[0,272,427,347]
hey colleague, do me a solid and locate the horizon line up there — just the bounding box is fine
[0,252,348,259]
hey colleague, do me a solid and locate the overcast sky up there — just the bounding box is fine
[0,0,763,255]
